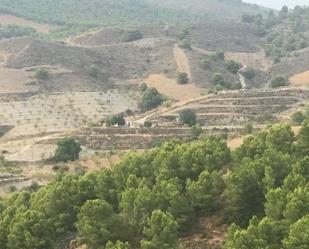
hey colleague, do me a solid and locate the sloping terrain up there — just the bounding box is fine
[271,48,309,78]
[146,88,309,127]
[72,22,262,52]
[0,14,53,33]
[0,0,266,28]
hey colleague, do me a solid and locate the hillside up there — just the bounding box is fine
[0,0,266,29]
[0,122,308,249]
[0,2,309,249]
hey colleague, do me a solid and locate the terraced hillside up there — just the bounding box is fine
[21,88,307,153]
[148,88,309,127]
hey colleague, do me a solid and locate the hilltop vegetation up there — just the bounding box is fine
[242,5,309,63]
[0,0,267,38]
[0,121,308,249]
[0,0,200,27]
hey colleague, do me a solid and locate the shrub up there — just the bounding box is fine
[35,69,49,80]
[139,87,164,112]
[144,121,153,128]
[54,138,81,162]
[191,125,203,139]
[271,76,288,88]
[241,14,255,23]
[87,64,100,78]
[179,39,192,50]
[225,60,242,74]
[216,51,225,61]
[212,73,225,86]
[200,58,210,70]
[105,113,126,127]
[140,83,148,92]
[244,123,254,134]
[122,30,143,42]
[177,72,189,84]
[179,109,197,127]
[291,111,305,125]
[230,81,242,90]
[241,67,256,79]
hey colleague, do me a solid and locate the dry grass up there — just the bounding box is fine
[289,70,309,88]
[0,67,37,93]
[225,50,272,71]
[145,74,206,101]
[0,90,137,138]
[227,136,244,150]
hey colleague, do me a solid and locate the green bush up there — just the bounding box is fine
[216,51,225,61]
[244,123,254,134]
[122,30,143,42]
[87,64,100,78]
[291,111,305,125]
[54,138,81,162]
[144,121,153,128]
[191,125,203,139]
[179,109,197,127]
[212,73,225,86]
[139,87,164,112]
[200,58,210,70]
[35,69,49,80]
[105,114,126,127]
[0,24,37,39]
[225,60,242,74]
[140,83,148,92]
[177,72,189,84]
[271,76,288,88]
[241,67,255,79]
[241,14,255,23]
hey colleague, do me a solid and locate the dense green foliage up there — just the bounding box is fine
[225,122,309,248]
[211,73,241,91]
[224,60,241,74]
[177,72,189,85]
[53,138,81,162]
[105,114,126,127]
[0,0,200,34]
[270,75,288,88]
[240,67,255,80]
[179,109,197,127]
[0,0,268,40]
[243,6,309,62]
[139,88,164,112]
[0,24,37,39]
[122,30,143,42]
[0,122,308,248]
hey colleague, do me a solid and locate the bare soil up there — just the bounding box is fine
[289,70,309,88]
[145,74,205,101]
[173,44,191,78]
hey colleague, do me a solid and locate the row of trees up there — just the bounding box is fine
[0,121,308,248]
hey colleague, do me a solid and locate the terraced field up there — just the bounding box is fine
[148,88,309,127]
[27,88,305,152]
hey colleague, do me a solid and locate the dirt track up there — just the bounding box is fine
[173,44,192,78]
